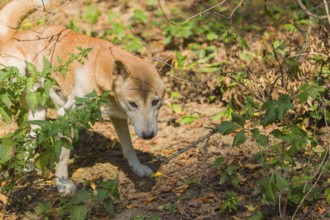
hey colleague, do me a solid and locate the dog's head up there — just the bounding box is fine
[112,59,168,140]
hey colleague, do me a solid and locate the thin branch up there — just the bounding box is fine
[272,44,286,88]
[295,0,328,19]
[291,101,330,219]
[323,0,330,25]
[163,129,217,164]
[158,0,227,26]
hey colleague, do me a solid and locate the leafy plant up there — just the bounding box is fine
[220,191,239,214]
[0,48,119,218]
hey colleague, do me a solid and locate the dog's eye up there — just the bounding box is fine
[152,99,160,107]
[129,101,138,109]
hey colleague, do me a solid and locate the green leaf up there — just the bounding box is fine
[0,93,13,108]
[261,100,277,127]
[284,24,297,32]
[34,202,51,216]
[0,139,14,164]
[35,151,55,175]
[214,156,225,166]
[71,190,91,205]
[277,94,293,121]
[26,92,39,114]
[179,114,199,125]
[325,188,330,205]
[299,83,325,102]
[226,164,237,175]
[216,121,239,135]
[239,38,250,49]
[219,173,228,184]
[103,197,115,216]
[0,107,11,123]
[69,205,87,220]
[248,211,263,220]
[275,172,289,191]
[85,6,100,25]
[260,179,276,203]
[233,129,246,146]
[251,128,269,147]
[231,176,240,187]
[231,112,245,127]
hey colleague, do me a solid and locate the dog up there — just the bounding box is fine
[0,0,166,194]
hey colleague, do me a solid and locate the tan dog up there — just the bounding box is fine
[0,0,165,194]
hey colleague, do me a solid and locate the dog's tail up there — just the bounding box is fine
[0,0,50,44]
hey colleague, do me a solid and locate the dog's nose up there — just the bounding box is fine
[142,131,155,140]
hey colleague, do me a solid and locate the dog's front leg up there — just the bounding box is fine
[110,116,153,177]
[55,99,77,194]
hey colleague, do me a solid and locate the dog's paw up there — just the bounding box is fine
[131,164,153,177]
[56,178,77,194]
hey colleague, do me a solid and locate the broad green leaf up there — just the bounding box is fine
[284,24,297,32]
[85,6,100,25]
[275,172,289,191]
[69,205,87,220]
[216,121,239,135]
[180,115,199,125]
[231,176,240,187]
[219,173,228,184]
[104,197,115,216]
[0,139,14,164]
[0,107,11,123]
[35,151,55,175]
[325,188,330,205]
[239,38,249,49]
[34,202,51,216]
[59,137,73,150]
[226,164,237,175]
[231,112,245,127]
[0,93,13,108]
[71,190,90,205]
[233,129,246,146]
[251,128,269,147]
[214,156,225,166]
[261,100,277,127]
[277,94,293,121]
[299,82,325,102]
[26,92,39,114]
[260,179,276,203]
[248,211,263,220]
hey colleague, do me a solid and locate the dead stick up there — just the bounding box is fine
[163,129,217,164]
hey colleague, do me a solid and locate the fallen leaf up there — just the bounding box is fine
[0,193,8,204]
[172,184,189,196]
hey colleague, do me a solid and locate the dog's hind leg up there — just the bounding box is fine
[110,116,153,177]
[54,97,77,194]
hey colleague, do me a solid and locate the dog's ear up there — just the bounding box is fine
[113,60,130,79]
[156,56,173,75]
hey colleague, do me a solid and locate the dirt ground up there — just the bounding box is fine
[0,0,329,219]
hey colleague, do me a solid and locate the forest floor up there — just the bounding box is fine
[0,0,329,219]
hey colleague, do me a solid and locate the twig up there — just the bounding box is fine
[158,0,227,26]
[128,27,156,57]
[291,101,330,219]
[163,129,217,164]
[198,134,211,183]
[272,44,286,88]
[323,0,330,26]
[225,72,266,102]
[295,0,328,19]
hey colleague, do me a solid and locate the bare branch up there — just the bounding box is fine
[295,0,328,19]
[158,0,244,26]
